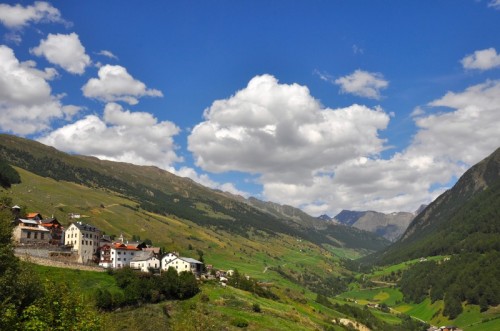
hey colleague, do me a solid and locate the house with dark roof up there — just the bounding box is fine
[64,221,101,263]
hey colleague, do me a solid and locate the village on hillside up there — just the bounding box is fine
[10,205,235,282]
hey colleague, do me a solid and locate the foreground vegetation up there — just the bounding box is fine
[0,198,102,330]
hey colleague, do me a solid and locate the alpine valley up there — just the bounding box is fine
[1,134,500,331]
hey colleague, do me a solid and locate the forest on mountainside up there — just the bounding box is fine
[395,181,500,318]
[400,252,500,319]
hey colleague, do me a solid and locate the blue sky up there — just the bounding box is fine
[1,1,500,216]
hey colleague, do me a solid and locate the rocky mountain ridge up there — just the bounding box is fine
[330,209,420,242]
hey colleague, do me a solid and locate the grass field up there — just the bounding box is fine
[32,263,121,297]
[338,287,403,306]
[368,255,448,279]
[465,317,500,331]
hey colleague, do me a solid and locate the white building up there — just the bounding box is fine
[130,251,160,272]
[161,252,203,275]
[64,222,101,263]
[99,242,140,269]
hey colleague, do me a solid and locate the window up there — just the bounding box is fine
[27,232,31,239]
[82,240,84,245]
[41,233,44,240]
[34,232,38,239]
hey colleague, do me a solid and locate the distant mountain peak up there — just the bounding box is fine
[333,209,415,242]
[317,214,333,222]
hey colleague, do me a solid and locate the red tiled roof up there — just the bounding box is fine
[112,242,140,251]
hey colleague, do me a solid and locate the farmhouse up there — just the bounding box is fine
[64,222,101,263]
[12,218,51,245]
[130,251,160,272]
[161,252,203,275]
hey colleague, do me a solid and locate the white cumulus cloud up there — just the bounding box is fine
[335,69,389,100]
[461,48,500,71]
[189,74,500,216]
[275,80,500,215]
[0,1,66,29]
[82,65,163,104]
[0,45,79,135]
[0,1,69,43]
[188,74,390,186]
[31,33,91,74]
[38,102,182,169]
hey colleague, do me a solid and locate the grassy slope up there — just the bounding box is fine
[31,263,346,331]
[7,166,425,330]
[339,260,500,330]
[8,168,342,279]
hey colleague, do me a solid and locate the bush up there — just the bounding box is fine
[252,303,261,313]
[231,318,249,328]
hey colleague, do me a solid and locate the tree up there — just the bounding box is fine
[443,292,463,319]
[178,271,199,299]
[95,288,114,311]
[0,160,21,188]
[159,267,179,299]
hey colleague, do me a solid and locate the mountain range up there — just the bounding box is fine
[331,209,419,242]
[0,133,389,252]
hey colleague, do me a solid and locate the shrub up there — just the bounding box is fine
[231,318,249,328]
[252,303,261,313]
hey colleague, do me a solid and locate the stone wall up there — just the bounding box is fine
[14,246,104,272]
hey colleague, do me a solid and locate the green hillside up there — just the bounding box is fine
[0,133,389,253]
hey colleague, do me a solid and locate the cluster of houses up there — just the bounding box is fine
[11,207,203,276]
[428,326,462,331]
